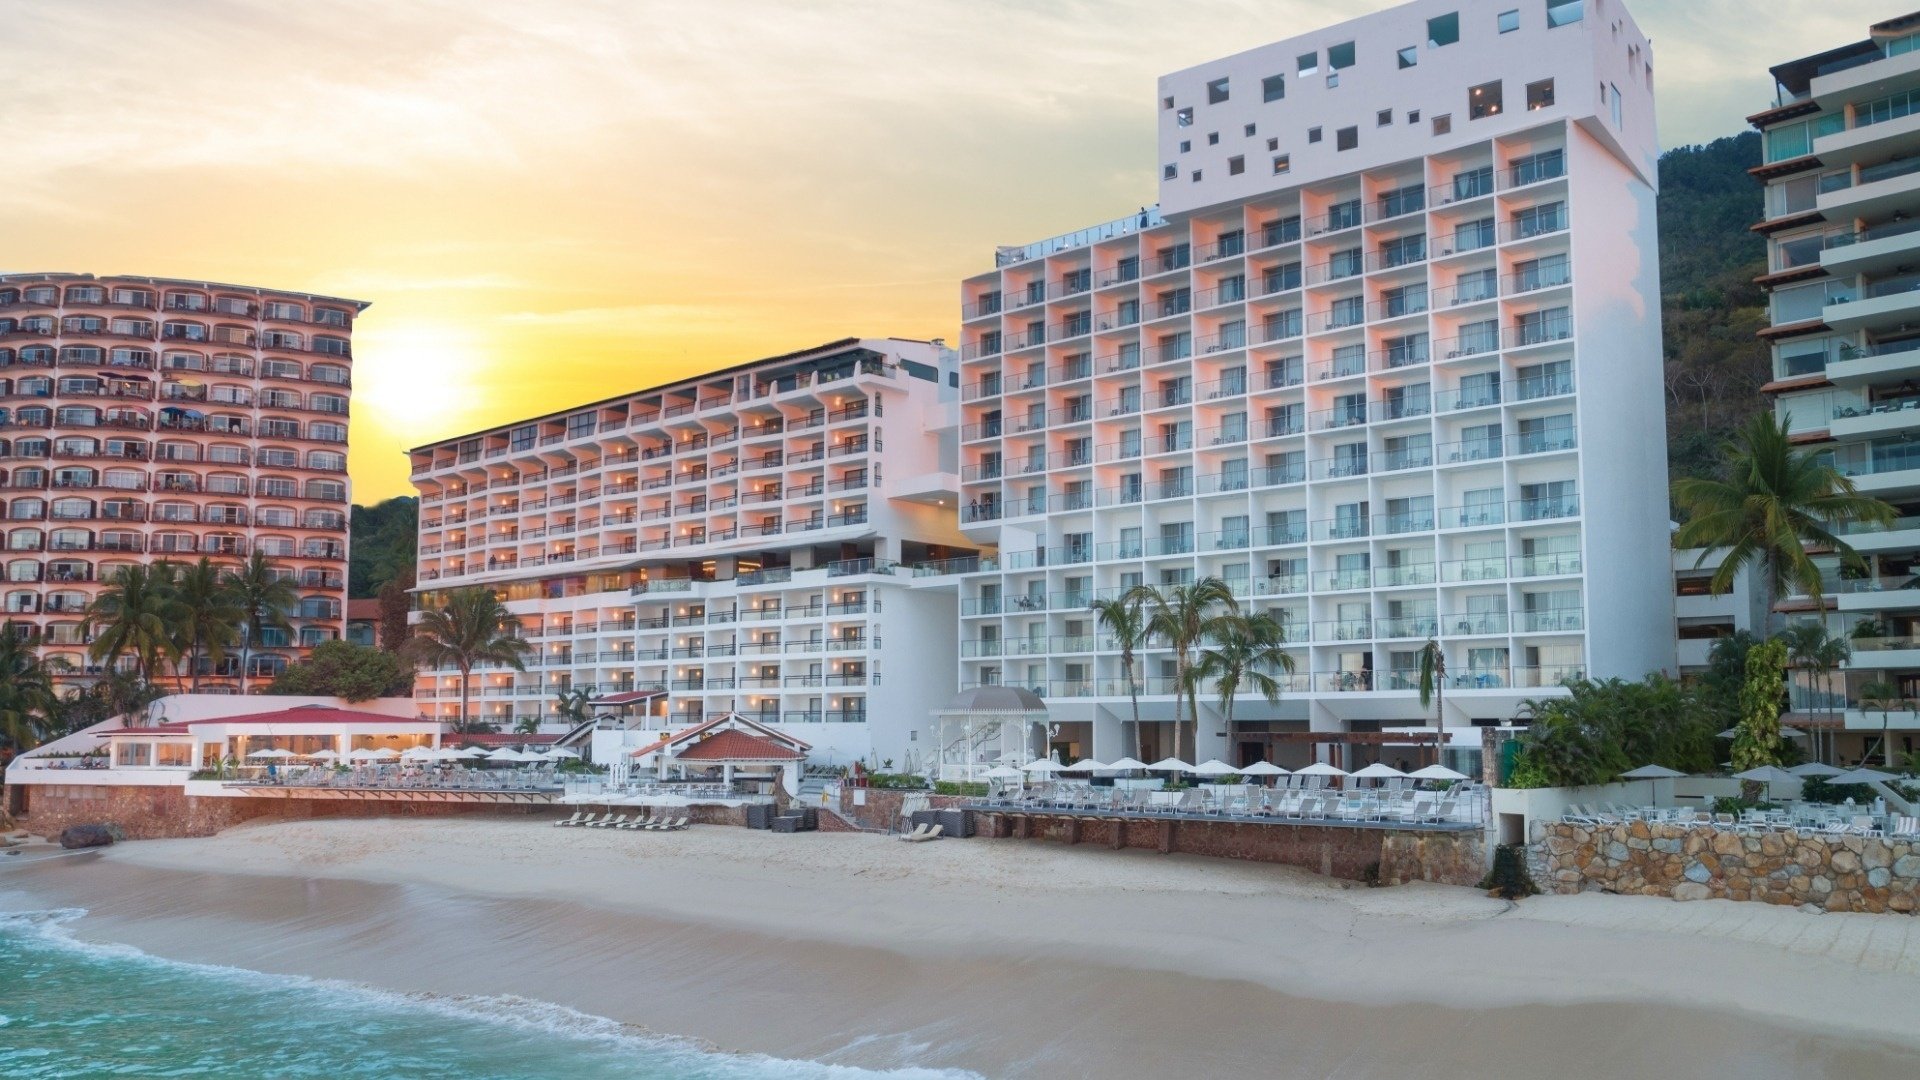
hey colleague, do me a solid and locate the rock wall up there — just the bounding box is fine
[830,787,969,831]
[1540,821,1920,914]
[974,811,1486,887]
[17,784,548,840]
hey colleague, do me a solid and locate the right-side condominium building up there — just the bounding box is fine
[953,0,1670,772]
[1753,11,1920,765]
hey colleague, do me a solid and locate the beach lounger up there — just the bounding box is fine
[554,810,589,827]
[570,812,605,828]
[615,811,656,830]
[899,823,933,841]
[590,814,629,829]
[1850,815,1883,838]
[902,823,943,843]
[645,815,689,831]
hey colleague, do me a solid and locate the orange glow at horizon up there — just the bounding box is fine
[1,0,1882,501]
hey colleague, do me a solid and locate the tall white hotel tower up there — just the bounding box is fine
[952,0,1671,772]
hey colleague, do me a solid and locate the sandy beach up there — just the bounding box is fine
[5,815,1919,1078]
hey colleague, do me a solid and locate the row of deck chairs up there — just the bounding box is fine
[1562,804,1920,840]
[1001,784,1472,826]
[553,810,689,831]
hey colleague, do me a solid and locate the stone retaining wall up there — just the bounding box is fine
[15,784,551,840]
[975,811,1486,886]
[831,787,969,831]
[1540,821,1920,914]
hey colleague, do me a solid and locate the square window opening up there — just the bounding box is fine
[1208,131,1220,145]
[1428,12,1460,47]
[1297,53,1318,77]
[1176,106,1194,127]
[1335,126,1357,151]
[1266,136,1280,151]
[1377,109,1393,126]
[1244,123,1256,136]
[1208,77,1230,104]
[1546,0,1582,29]
[1328,41,1355,69]
[1398,46,1418,69]
[1163,96,1176,110]
[1228,155,1245,176]
[1527,78,1555,111]
[1498,9,1520,32]
[1468,80,1503,120]
[1432,113,1452,135]
[1408,109,1421,123]
[1191,170,1203,182]
[1163,164,1178,180]
[1272,154,1291,175]
[1263,74,1286,102]
[1308,126,1323,143]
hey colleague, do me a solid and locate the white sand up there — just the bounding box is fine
[12,816,1920,1077]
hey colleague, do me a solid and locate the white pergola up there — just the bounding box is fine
[931,686,1050,782]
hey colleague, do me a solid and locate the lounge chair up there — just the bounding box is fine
[590,813,630,829]
[615,811,656,830]
[570,812,605,828]
[645,815,688,831]
[554,810,589,827]
[902,823,943,843]
[1850,815,1883,838]
[1400,799,1432,825]
[899,822,933,841]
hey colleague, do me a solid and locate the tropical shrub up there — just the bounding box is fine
[1507,675,1720,788]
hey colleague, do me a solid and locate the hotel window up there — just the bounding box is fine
[1408,109,1420,124]
[1272,154,1291,175]
[1164,164,1177,180]
[1328,42,1354,70]
[1267,137,1279,150]
[1335,126,1357,151]
[1263,74,1285,102]
[1398,46,1417,69]
[1228,155,1245,175]
[1432,113,1452,135]
[1468,81,1502,119]
[1377,109,1392,127]
[1244,123,1256,136]
[1297,52,1318,76]
[1428,12,1459,47]
[1207,131,1220,145]
[1191,170,1202,182]
[1176,106,1194,127]
[1609,82,1622,126]
[1179,140,1190,152]
[1308,126,1322,143]
[1207,77,1230,104]
[1545,0,1581,28]
[1498,9,1519,32]
[1163,96,1175,110]
[1528,79,1555,111]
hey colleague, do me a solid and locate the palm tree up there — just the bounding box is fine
[1416,638,1447,769]
[84,562,178,689]
[1860,680,1902,768]
[222,552,297,694]
[0,627,58,752]
[554,687,594,730]
[1129,577,1237,763]
[1090,592,1150,759]
[1674,411,1895,608]
[170,557,242,691]
[403,587,533,733]
[1193,611,1294,732]
[1783,621,1852,760]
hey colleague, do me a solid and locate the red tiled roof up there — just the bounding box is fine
[590,689,667,706]
[629,713,811,758]
[346,599,381,621]
[671,730,804,763]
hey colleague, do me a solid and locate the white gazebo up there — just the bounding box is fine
[930,686,1050,783]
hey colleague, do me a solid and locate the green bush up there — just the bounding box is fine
[867,772,929,790]
[1478,844,1541,900]
[1801,777,1877,805]
[933,780,989,797]
[1506,674,1721,788]
[269,641,411,701]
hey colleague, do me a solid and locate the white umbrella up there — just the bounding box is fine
[1061,758,1109,772]
[1193,759,1239,777]
[1105,757,1151,771]
[1351,762,1407,779]
[1293,761,1349,777]
[307,749,342,762]
[543,747,580,759]
[1238,760,1289,777]
[345,748,381,761]
[366,747,400,760]
[1789,761,1845,778]
[1020,758,1063,774]
[1408,764,1469,782]
[1733,764,1798,802]
[1147,757,1196,773]
[1620,763,1687,805]
[1832,767,1899,785]
[983,765,1025,780]
[486,747,523,761]
[451,746,490,758]
[246,748,295,760]
[400,747,437,761]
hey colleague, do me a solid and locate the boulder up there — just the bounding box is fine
[1892,854,1920,879]
[1868,867,1892,889]
[1683,860,1712,884]
[1831,849,1862,875]
[1672,882,1712,902]
[1710,831,1744,857]
[58,824,114,850]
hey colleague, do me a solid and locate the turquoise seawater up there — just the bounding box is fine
[0,908,973,1080]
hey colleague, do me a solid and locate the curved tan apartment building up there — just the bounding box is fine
[0,272,367,686]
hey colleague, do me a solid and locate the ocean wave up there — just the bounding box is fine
[0,907,980,1079]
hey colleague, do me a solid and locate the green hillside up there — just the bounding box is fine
[348,496,418,600]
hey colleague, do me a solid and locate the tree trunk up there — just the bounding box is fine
[188,641,202,692]
[238,624,252,696]
[1124,652,1142,760]
[458,663,473,733]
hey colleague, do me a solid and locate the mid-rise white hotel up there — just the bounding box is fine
[409,339,969,768]
[952,0,1672,771]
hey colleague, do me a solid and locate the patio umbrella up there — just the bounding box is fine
[1407,763,1469,782]
[1293,761,1349,789]
[366,747,400,760]
[1020,758,1063,774]
[400,747,437,761]
[1831,766,1900,786]
[307,749,341,762]
[1732,765,1798,802]
[1105,757,1150,771]
[543,747,581,759]
[1620,763,1687,806]
[1193,759,1239,777]
[1718,726,1806,740]
[1789,762,1845,778]
[345,748,381,761]
[451,746,490,758]
[1061,758,1109,772]
[1238,760,1288,777]
[486,747,523,761]
[246,748,295,760]
[1147,757,1196,773]
[983,765,1024,780]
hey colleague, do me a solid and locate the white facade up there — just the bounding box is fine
[949,0,1670,770]
[1755,13,1920,762]
[409,338,967,770]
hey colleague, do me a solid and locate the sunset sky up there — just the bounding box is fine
[2,0,1900,501]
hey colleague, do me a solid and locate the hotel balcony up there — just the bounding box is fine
[1820,219,1920,279]
[1824,338,1920,386]
[1823,272,1920,333]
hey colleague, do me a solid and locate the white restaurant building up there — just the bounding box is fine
[948,0,1673,772]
